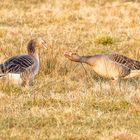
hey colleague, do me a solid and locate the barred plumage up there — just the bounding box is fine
[108,53,140,70]
[2,55,34,73]
[0,37,47,86]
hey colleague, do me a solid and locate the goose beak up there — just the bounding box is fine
[64,52,72,57]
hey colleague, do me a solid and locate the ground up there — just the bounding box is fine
[0,0,140,139]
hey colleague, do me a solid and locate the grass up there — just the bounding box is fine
[0,0,140,139]
[95,35,116,45]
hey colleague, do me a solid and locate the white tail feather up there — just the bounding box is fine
[124,70,140,79]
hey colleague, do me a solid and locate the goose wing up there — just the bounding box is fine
[3,55,35,74]
[108,53,140,70]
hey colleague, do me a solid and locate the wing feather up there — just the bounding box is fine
[108,53,140,70]
[4,55,34,73]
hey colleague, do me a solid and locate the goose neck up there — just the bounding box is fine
[80,56,92,63]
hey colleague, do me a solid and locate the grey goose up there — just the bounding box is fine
[0,37,47,86]
[64,52,140,83]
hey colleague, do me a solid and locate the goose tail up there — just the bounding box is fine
[124,70,140,79]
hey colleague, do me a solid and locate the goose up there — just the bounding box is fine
[64,52,140,84]
[0,37,47,86]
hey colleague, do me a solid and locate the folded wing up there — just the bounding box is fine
[3,55,34,74]
[108,53,140,70]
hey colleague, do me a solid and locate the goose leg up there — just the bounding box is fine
[110,77,120,87]
[21,72,30,87]
[29,77,35,86]
[21,79,30,87]
[111,79,118,86]
[21,80,26,87]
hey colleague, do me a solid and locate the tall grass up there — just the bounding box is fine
[0,0,140,139]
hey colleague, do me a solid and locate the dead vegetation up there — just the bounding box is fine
[0,0,140,139]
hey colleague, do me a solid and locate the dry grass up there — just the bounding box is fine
[0,0,140,139]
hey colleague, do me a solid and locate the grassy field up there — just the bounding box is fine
[0,0,140,139]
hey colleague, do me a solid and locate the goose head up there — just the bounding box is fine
[27,37,47,54]
[64,52,81,62]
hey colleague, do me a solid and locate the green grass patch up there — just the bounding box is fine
[95,35,116,45]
